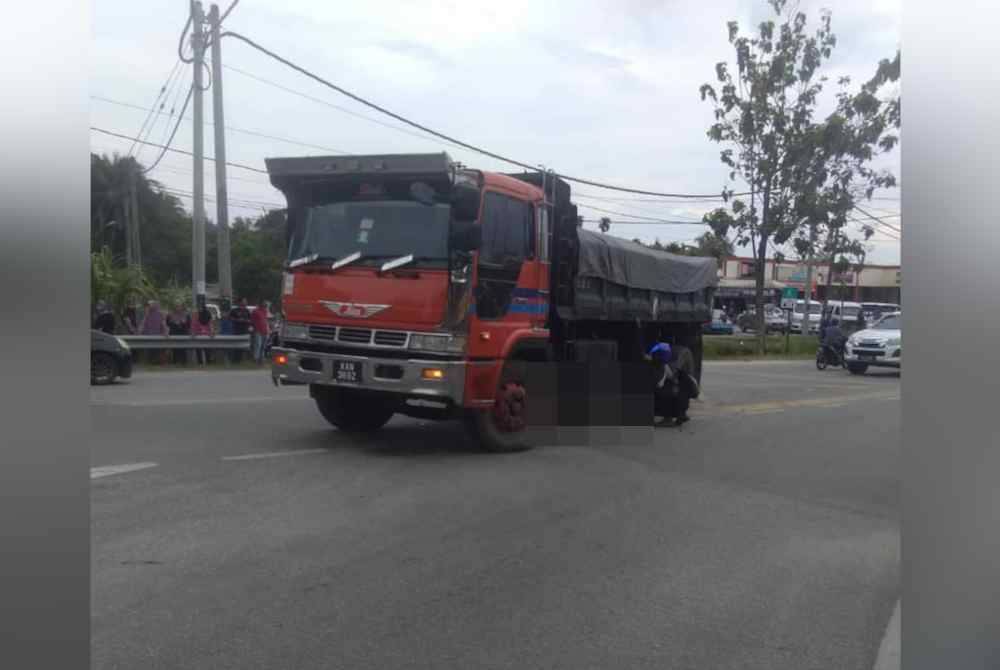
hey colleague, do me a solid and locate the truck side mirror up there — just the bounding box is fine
[451,221,481,252]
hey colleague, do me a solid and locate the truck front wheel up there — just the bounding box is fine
[314,387,394,433]
[465,361,532,452]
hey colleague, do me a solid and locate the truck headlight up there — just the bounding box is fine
[885,337,901,346]
[282,322,309,341]
[409,333,466,353]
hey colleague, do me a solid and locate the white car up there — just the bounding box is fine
[789,299,823,334]
[843,312,901,374]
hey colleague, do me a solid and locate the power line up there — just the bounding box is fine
[219,30,745,199]
[161,185,283,209]
[217,62,486,158]
[580,218,709,226]
[92,94,349,154]
[90,126,268,174]
[577,202,704,224]
[142,85,194,174]
[145,161,270,185]
[574,191,732,205]
[848,217,900,240]
[128,59,182,157]
[854,205,902,233]
[219,0,240,23]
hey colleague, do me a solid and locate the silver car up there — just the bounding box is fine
[843,312,901,374]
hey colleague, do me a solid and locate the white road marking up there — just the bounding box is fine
[873,600,900,670]
[90,462,158,480]
[222,448,329,461]
[91,396,305,408]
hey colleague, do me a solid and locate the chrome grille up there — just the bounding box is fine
[373,330,408,347]
[337,327,373,344]
[308,324,337,340]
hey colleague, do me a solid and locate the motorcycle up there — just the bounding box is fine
[815,343,845,370]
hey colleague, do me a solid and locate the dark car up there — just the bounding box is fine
[91,329,133,385]
[703,309,735,335]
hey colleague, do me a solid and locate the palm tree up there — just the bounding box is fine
[90,246,157,331]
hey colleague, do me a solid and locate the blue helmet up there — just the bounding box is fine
[648,342,672,360]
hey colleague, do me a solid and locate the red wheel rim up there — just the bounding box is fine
[492,382,526,433]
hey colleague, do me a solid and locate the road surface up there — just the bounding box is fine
[91,361,900,670]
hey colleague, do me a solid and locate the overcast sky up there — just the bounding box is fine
[90,0,901,264]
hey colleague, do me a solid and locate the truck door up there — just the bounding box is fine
[475,191,530,320]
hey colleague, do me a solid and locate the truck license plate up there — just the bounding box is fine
[333,360,362,384]
[859,354,876,361]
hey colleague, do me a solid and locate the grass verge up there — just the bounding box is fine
[702,334,816,360]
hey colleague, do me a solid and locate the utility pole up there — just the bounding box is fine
[209,4,232,305]
[128,162,141,268]
[123,175,132,268]
[191,0,207,310]
[800,219,817,336]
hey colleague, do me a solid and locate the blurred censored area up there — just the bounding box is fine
[519,361,656,446]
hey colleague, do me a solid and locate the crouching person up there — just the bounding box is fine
[647,342,699,427]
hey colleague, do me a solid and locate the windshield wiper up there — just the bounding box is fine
[286,252,363,272]
[379,254,415,273]
[286,253,324,269]
[330,250,364,272]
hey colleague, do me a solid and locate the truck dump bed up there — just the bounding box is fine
[508,171,716,325]
[570,228,717,323]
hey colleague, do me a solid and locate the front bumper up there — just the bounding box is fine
[844,345,901,368]
[271,346,466,404]
[116,351,134,379]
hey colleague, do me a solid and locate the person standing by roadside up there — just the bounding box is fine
[139,300,168,364]
[123,301,139,335]
[190,305,215,366]
[250,298,271,365]
[166,303,192,365]
[93,301,115,334]
[229,298,252,363]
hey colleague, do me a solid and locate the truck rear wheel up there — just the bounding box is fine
[314,387,394,433]
[465,361,532,453]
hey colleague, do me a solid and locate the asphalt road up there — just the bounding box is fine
[91,361,900,670]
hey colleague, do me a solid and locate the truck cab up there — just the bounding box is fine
[268,153,550,448]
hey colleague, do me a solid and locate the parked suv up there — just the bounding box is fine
[843,312,901,374]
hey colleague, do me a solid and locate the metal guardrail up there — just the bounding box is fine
[120,335,250,351]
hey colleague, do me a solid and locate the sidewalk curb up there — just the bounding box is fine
[873,600,900,670]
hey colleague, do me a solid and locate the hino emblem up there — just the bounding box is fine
[320,301,390,318]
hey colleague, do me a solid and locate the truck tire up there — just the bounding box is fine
[465,360,532,453]
[314,388,394,433]
[847,363,868,375]
[91,352,118,385]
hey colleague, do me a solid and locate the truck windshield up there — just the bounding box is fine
[794,303,823,314]
[288,201,450,268]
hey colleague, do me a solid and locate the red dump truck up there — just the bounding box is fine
[267,153,717,451]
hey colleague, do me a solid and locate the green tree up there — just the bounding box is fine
[231,211,287,304]
[90,246,157,330]
[700,0,838,352]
